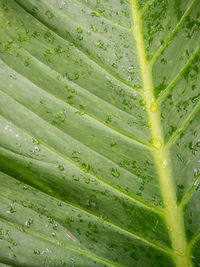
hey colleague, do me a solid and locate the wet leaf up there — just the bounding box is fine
[0,0,199,266]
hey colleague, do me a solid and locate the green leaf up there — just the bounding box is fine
[0,0,199,266]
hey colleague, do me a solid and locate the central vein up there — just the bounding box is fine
[130,1,189,266]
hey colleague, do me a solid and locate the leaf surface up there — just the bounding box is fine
[0,0,199,266]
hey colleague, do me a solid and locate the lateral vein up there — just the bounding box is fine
[149,0,197,66]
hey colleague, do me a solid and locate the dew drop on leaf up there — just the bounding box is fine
[150,101,158,112]
[58,164,64,171]
[162,160,167,168]
[25,218,34,227]
[111,168,120,178]
[91,11,101,17]
[59,0,66,9]
[84,178,90,184]
[34,249,40,255]
[152,138,162,149]
[9,73,17,80]
[77,27,83,34]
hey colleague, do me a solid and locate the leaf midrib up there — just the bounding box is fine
[130,1,189,267]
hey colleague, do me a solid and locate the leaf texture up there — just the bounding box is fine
[0,0,199,266]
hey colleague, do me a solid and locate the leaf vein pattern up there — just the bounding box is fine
[157,47,200,104]
[180,174,200,209]
[0,170,168,253]
[0,55,151,149]
[0,88,159,198]
[166,101,200,147]
[14,0,142,95]
[188,231,200,252]
[0,111,162,215]
[74,0,130,30]
[0,217,120,267]
[149,0,197,66]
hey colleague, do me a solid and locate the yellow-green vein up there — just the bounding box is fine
[130,1,190,266]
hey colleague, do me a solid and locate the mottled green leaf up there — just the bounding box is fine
[0,0,199,266]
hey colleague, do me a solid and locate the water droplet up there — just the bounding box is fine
[77,27,83,34]
[4,123,13,131]
[25,218,33,227]
[72,175,80,182]
[24,57,31,67]
[194,168,200,177]
[152,138,162,149]
[111,168,120,178]
[58,164,64,171]
[53,223,58,230]
[59,0,66,9]
[75,110,85,115]
[84,178,90,184]
[33,145,39,152]
[72,151,80,162]
[45,10,54,19]
[9,73,17,80]
[41,248,51,255]
[91,11,100,17]
[150,101,157,112]
[162,160,167,168]
[6,203,16,214]
[3,4,8,12]
[174,249,185,256]
[110,142,116,147]
[34,249,40,255]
